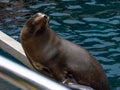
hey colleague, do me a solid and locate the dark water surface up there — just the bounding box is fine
[0,0,120,90]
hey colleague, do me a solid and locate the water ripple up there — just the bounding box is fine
[30,3,56,9]
[66,5,81,9]
[63,19,85,24]
[50,12,70,16]
[83,17,108,23]
[50,20,61,26]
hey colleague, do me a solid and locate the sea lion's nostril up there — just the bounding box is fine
[44,15,47,19]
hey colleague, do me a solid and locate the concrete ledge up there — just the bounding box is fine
[0,31,34,70]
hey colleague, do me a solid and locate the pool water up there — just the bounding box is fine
[0,0,120,90]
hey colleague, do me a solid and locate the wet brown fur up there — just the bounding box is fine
[20,13,110,90]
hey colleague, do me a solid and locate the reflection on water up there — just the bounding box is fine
[0,0,120,90]
[0,0,27,40]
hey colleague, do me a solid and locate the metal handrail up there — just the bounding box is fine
[0,56,70,90]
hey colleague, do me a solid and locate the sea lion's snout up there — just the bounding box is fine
[35,13,47,19]
[36,13,47,18]
[26,13,48,26]
[32,13,48,25]
[23,13,49,35]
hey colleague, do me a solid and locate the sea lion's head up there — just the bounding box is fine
[24,13,49,34]
[21,13,49,41]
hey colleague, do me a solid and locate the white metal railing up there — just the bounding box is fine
[0,56,70,90]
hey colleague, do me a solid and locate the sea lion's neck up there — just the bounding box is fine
[34,25,48,36]
[20,26,32,41]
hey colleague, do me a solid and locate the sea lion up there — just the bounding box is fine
[20,13,110,90]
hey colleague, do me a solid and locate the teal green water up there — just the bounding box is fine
[0,0,120,90]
